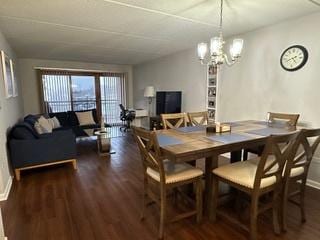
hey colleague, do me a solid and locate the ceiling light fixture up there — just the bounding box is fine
[197,0,244,66]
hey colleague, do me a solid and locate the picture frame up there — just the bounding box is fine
[1,50,14,98]
[10,59,18,97]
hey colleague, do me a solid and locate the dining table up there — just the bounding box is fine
[156,120,298,213]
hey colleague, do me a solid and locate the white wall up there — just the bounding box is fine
[218,12,320,186]
[133,48,207,114]
[133,12,320,186]
[0,30,23,200]
[18,58,133,115]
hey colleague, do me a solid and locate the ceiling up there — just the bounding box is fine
[0,0,319,65]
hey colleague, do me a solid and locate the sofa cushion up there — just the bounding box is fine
[49,112,69,127]
[10,122,39,139]
[24,114,39,126]
[67,111,80,126]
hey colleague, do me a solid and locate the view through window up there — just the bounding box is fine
[41,71,126,126]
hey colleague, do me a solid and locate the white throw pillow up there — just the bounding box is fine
[48,117,61,129]
[34,122,44,134]
[75,111,95,126]
[36,116,53,134]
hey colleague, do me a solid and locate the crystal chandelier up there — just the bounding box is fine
[197,0,243,66]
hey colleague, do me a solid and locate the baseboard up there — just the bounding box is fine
[0,176,13,201]
[306,179,320,190]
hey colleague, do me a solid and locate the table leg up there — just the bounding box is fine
[230,150,242,163]
[204,155,218,214]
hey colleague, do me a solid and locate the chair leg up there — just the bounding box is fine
[281,180,289,232]
[272,189,281,235]
[159,186,166,240]
[141,176,148,221]
[196,178,203,223]
[249,194,259,240]
[209,176,219,222]
[300,180,307,223]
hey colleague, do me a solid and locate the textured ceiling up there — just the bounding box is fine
[0,0,319,65]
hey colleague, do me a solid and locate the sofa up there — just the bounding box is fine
[8,109,108,180]
[9,122,77,181]
[48,109,111,137]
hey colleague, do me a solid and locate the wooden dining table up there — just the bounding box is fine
[156,120,298,213]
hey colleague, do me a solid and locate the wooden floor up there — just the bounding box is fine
[1,132,320,240]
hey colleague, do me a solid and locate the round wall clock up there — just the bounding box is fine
[280,45,308,71]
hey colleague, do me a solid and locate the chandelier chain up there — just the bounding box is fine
[219,0,223,36]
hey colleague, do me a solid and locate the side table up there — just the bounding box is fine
[94,129,115,156]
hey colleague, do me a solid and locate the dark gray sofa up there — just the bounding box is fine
[48,109,111,137]
[9,121,77,181]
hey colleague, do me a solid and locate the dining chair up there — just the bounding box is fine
[133,127,203,239]
[210,132,300,240]
[161,113,187,130]
[281,128,320,231]
[187,111,209,126]
[243,112,300,160]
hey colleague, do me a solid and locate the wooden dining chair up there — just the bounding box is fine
[268,112,300,126]
[187,111,209,126]
[161,113,187,130]
[133,127,203,239]
[243,112,300,160]
[210,132,300,240]
[281,128,320,231]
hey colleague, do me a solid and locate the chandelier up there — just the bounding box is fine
[197,0,243,66]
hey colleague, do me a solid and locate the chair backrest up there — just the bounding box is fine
[132,127,165,180]
[268,112,300,127]
[283,128,320,180]
[254,131,300,189]
[119,104,126,112]
[161,113,187,130]
[187,111,209,126]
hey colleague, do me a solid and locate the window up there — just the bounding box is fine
[40,70,127,126]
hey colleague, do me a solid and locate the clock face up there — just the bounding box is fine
[280,45,308,71]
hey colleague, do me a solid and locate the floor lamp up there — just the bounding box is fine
[144,86,155,117]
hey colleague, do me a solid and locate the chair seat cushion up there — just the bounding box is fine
[247,157,304,178]
[147,160,203,184]
[289,166,305,177]
[212,161,276,189]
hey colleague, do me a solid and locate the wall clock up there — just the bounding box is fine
[280,45,308,71]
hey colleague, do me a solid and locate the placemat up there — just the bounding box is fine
[246,127,291,136]
[206,133,253,144]
[176,126,206,133]
[157,134,184,147]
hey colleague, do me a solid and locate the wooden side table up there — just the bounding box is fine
[94,129,115,156]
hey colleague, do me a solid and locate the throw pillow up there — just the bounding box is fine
[75,111,95,126]
[36,116,53,134]
[48,117,61,129]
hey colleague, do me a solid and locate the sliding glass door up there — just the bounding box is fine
[40,70,127,126]
[71,75,96,111]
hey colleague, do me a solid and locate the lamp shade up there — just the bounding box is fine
[144,86,155,97]
[197,42,207,60]
[230,38,243,58]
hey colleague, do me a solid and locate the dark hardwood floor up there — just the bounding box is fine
[1,132,320,240]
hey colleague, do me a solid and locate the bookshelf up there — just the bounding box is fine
[206,65,218,122]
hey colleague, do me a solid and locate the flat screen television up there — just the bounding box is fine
[156,91,182,115]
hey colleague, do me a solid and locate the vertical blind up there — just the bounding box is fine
[40,70,127,126]
[100,72,126,125]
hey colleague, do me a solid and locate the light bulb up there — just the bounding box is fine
[197,42,208,60]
